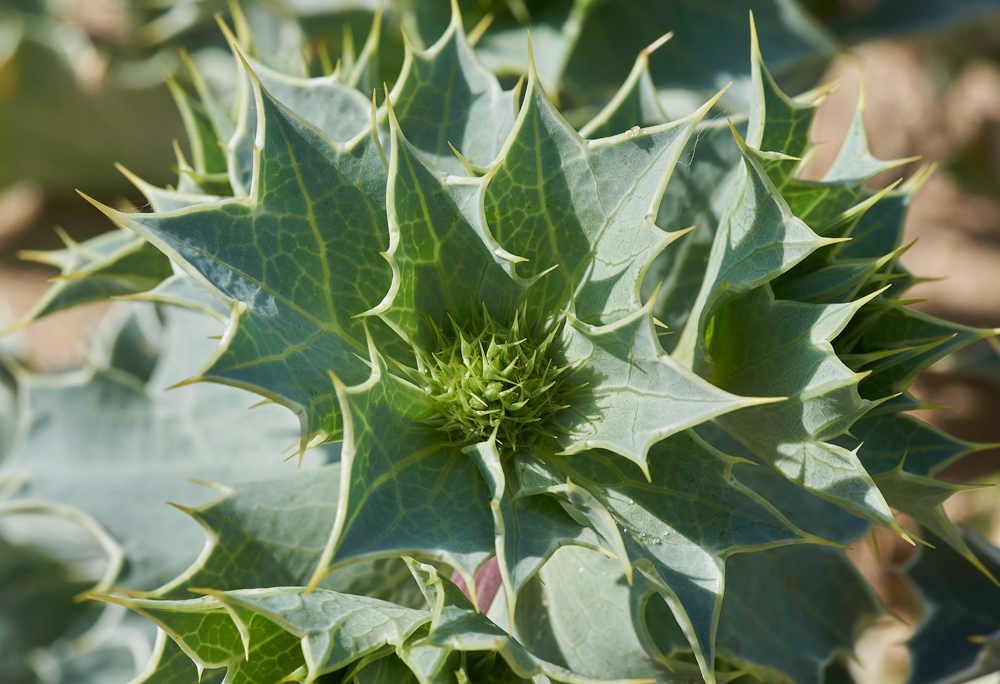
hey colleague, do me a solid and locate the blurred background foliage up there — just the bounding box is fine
[4,1,1000,682]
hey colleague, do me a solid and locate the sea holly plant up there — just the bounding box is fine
[4,2,1000,684]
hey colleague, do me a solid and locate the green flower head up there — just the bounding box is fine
[409,305,576,452]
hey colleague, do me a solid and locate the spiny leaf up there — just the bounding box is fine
[778,178,868,234]
[710,423,873,546]
[475,0,837,110]
[388,1,519,174]
[486,53,722,325]
[563,1,836,112]
[216,3,382,195]
[745,13,831,190]
[874,461,997,583]
[537,430,812,683]
[99,593,303,680]
[821,79,917,184]
[729,179,898,309]
[337,4,382,95]
[122,565,648,684]
[708,285,905,533]
[464,434,607,627]
[646,25,830,352]
[380,101,525,350]
[555,300,766,475]
[673,125,834,374]
[771,247,900,304]
[578,34,671,139]
[231,0,309,77]
[645,119,745,352]
[247,54,373,148]
[646,545,881,684]
[121,173,219,217]
[475,0,596,98]
[314,342,495,596]
[510,542,878,684]
[9,228,173,331]
[845,411,992,477]
[130,629,226,684]
[180,48,235,148]
[497,496,607,621]
[855,307,999,403]
[95,67,399,449]
[165,72,229,180]
[219,13,370,197]
[514,456,634,588]
[132,450,428,615]
[211,587,431,679]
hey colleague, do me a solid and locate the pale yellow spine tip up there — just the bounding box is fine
[643,32,673,56]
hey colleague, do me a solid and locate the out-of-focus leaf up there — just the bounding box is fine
[9,229,173,331]
[1,308,322,592]
[907,531,1000,684]
[0,536,95,684]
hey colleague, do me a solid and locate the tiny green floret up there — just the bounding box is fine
[415,308,575,451]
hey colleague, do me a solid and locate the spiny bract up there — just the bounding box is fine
[5,2,999,684]
[411,307,576,451]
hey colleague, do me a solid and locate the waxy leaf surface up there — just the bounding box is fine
[486,64,716,325]
[555,302,762,473]
[1,309,317,591]
[107,76,395,447]
[319,348,495,591]
[709,286,900,530]
[539,430,809,681]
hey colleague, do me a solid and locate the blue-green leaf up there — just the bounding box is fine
[708,286,904,533]
[314,343,494,597]
[1,308,313,592]
[95,69,398,448]
[405,559,642,684]
[578,35,670,139]
[555,301,766,475]
[645,545,881,684]
[380,104,524,350]
[389,3,519,174]
[212,587,431,679]
[673,126,833,374]
[9,229,173,331]
[486,56,722,325]
[539,430,811,684]
[908,530,1000,684]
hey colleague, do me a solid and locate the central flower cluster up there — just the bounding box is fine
[415,309,575,451]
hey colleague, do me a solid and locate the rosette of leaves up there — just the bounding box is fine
[9,1,1000,683]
